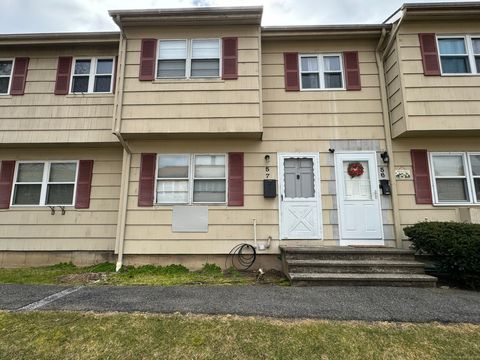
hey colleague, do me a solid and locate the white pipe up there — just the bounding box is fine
[113,26,131,272]
[375,28,404,248]
[253,218,257,249]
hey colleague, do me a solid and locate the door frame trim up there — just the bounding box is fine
[334,151,384,246]
[277,152,323,240]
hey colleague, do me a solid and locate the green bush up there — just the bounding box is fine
[404,221,480,289]
[200,263,222,275]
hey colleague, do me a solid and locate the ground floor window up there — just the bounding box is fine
[12,161,78,206]
[156,154,226,204]
[429,152,480,204]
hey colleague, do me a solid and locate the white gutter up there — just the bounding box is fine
[375,28,404,249]
[382,9,406,61]
[112,18,131,271]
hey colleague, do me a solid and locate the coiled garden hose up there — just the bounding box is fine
[225,243,257,271]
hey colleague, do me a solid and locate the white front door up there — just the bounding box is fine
[278,153,322,240]
[335,152,383,245]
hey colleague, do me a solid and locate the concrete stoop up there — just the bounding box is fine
[280,246,437,287]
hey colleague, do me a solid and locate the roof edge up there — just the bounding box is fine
[0,31,120,45]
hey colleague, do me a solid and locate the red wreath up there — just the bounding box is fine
[347,162,364,178]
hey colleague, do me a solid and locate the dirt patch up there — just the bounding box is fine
[58,272,108,284]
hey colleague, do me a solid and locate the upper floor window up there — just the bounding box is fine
[11,161,78,206]
[71,57,114,93]
[299,54,344,90]
[0,59,13,95]
[429,152,480,205]
[156,154,226,204]
[437,36,480,75]
[157,39,220,79]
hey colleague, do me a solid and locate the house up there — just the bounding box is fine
[0,3,478,285]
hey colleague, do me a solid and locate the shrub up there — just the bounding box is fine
[200,263,222,275]
[404,221,480,289]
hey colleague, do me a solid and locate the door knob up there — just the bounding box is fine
[296,174,300,179]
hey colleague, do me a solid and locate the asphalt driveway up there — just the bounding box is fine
[1,284,479,323]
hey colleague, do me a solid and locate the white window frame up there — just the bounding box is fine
[428,152,480,206]
[467,152,480,204]
[437,35,480,76]
[155,154,227,205]
[299,53,345,91]
[155,38,221,80]
[0,58,14,95]
[156,39,188,79]
[10,160,79,207]
[192,154,228,205]
[155,154,191,205]
[70,57,115,94]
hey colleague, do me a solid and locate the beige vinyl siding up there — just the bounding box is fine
[392,137,480,246]
[0,45,118,144]
[384,38,407,138]
[391,20,480,136]
[0,147,122,251]
[120,25,262,137]
[120,37,393,256]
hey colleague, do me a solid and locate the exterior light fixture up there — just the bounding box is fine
[381,151,390,164]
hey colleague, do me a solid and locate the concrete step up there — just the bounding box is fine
[287,259,425,274]
[280,246,416,261]
[289,273,438,287]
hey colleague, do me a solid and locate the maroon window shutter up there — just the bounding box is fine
[411,150,433,204]
[283,52,299,91]
[75,160,94,209]
[228,152,244,206]
[138,153,156,207]
[112,55,118,93]
[54,56,73,95]
[10,57,29,95]
[222,37,238,80]
[344,51,361,91]
[418,33,440,76]
[139,39,157,81]
[0,161,15,209]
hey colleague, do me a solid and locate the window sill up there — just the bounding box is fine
[440,73,480,77]
[153,78,224,84]
[300,88,346,92]
[66,93,114,98]
[9,205,75,208]
[0,94,12,98]
[154,203,227,208]
[432,203,480,207]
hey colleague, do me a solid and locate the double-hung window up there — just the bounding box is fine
[193,155,226,203]
[429,152,480,205]
[156,154,227,204]
[191,40,220,77]
[437,36,480,74]
[299,54,344,90]
[0,59,13,95]
[71,57,114,93]
[469,153,480,203]
[157,39,220,79]
[12,161,78,206]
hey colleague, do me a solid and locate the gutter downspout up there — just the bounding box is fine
[375,28,404,249]
[382,9,406,61]
[113,17,131,271]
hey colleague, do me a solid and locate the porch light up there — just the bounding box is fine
[381,151,390,164]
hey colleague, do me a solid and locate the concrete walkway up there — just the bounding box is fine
[1,284,479,323]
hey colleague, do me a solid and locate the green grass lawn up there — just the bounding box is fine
[0,311,478,360]
[0,262,287,286]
